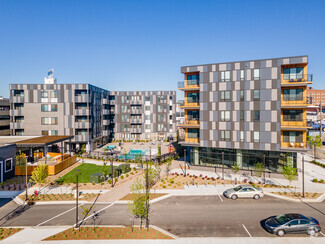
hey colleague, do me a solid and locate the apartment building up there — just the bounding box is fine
[109,91,176,141]
[10,75,176,151]
[0,97,10,136]
[178,56,312,173]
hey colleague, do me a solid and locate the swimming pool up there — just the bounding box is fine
[119,149,148,160]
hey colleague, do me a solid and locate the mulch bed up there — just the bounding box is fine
[120,193,167,201]
[19,193,98,202]
[43,227,173,240]
[0,228,23,240]
[271,192,322,199]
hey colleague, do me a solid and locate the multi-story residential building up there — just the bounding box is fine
[307,88,325,107]
[109,91,176,141]
[0,97,10,136]
[10,75,176,151]
[178,56,312,172]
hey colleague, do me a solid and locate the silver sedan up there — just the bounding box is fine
[223,185,264,200]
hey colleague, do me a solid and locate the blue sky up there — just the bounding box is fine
[0,0,324,98]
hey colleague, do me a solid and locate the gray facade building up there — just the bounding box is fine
[179,56,312,172]
[0,97,10,136]
[10,77,176,151]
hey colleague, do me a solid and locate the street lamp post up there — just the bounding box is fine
[222,152,224,180]
[75,169,79,229]
[263,154,266,184]
[184,148,186,176]
[145,158,149,229]
[25,156,28,201]
[111,159,114,188]
[302,153,305,198]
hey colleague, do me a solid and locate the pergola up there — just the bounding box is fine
[15,135,74,164]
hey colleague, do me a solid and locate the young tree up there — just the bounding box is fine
[128,178,147,229]
[80,144,86,155]
[307,135,322,160]
[135,154,143,169]
[157,144,161,161]
[176,129,179,142]
[282,157,297,188]
[232,161,241,182]
[166,161,172,178]
[253,162,264,179]
[30,164,48,187]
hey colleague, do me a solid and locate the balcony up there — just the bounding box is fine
[130,128,142,133]
[0,120,10,126]
[75,95,89,103]
[103,130,109,136]
[11,109,24,116]
[179,119,200,128]
[10,122,23,129]
[281,97,308,108]
[130,109,142,114]
[74,135,90,142]
[110,100,116,105]
[103,120,110,125]
[75,122,90,128]
[103,98,108,104]
[281,141,307,150]
[0,110,9,116]
[180,137,200,145]
[178,80,200,91]
[75,109,90,116]
[11,96,25,103]
[180,98,200,109]
[121,109,131,114]
[281,119,310,129]
[130,100,142,105]
[103,109,110,115]
[0,129,10,136]
[130,118,142,124]
[281,74,313,87]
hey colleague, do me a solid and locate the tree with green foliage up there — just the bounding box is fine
[282,157,297,187]
[232,161,240,174]
[128,178,147,229]
[307,135,322,160]
[80,144,86,155]
[166,161,172,178]
[16,151,26,168]
[176,129,179,142]
[30,164,48,189]
[157,144,161,161]
[253,162,264,178]
[147,162,161,188]
[135,154,143,169]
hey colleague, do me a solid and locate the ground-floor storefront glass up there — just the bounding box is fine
[189,147,296,173]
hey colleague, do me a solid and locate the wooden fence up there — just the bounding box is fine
[15,155,77,176]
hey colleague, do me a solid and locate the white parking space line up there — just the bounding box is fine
[36,203,85,227]
[242,224,252,237]
[218,193,223,202]
[320,231,325,237]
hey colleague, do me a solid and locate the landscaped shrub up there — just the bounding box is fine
[313,178,318,182]
[311,160,325,168]
[320,179,324,183]
[120,175,124,180]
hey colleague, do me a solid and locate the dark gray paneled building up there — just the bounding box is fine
[0,98,10,136]
[0,144,16,183]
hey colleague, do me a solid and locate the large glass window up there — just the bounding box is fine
[240,110,244,121]
[221,130,230,141]
[187,110,199,120]
[283,67,304,80]
[240,90,244,101]
[187,128,199,138]
[253,111,260,122]
[240,131,244,142]
[221,111,230,122]
[187,93,199,103]
[41,104,58,112]
[41,117,58,125]
[283,131,303,143]
[254,132,260,142]
[283,89,303,101]
[253,69,260,80]
[5,158,12,172]
[187,74,199,85]
[41,91,48,98]
[253,90,260,100]
[240,70,244,81]
[50,91,58,98]
[221,71,230,82]
[220,91,231,102]
[283,110,303,121]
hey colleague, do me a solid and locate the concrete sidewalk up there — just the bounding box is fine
[1,226,323,244]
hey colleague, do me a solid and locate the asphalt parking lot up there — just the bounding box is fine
[0,195,325,238]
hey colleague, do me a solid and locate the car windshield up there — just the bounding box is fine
[275,215,291,225]
[234,186,242,191]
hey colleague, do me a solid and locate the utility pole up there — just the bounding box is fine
[111,159,114,188]
[263,155,266,184]
[184,148,186,175]
[145,159,149,229]
[75,169,79,229]
[302,153,305,198]
[222,152,224,180]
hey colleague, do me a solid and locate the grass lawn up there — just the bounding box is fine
[57,163,114,183]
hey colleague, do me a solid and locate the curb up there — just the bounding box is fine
[150,224,178,239]
[265,192,325,202]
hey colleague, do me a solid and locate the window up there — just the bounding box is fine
[41,104,58,112]
[221,111,230,122]
[145,124,150,129]
[50,91,58,98]
[121,105,128,113]
[145,106,150,111]
[300,220,310,225]
[283,110,303,121]
[288,220,299,226]
[253,111,260,122]
[253,90,260,100]
[220,91,231,102]
[145,96,150,101]
[158,105,166,112]
[186,92,199,103]
[254,132,260,142]
[158,114,166,122]
[240,131,244,142]
[221,71,230,82]
[283,131,303,143]
[283,89,303,101]
[283,67,304,80]
[221,130,230,141]
[186,74,199,85]
[145,115,150,120]
[42,130,58,136]
[187,128,199,138]
[41,117,58,125]
[253,69,260,80]
[240,70,244,81]
[41,91,48,98]
[157,95,166,103]
[5,158,13,172]
[240,90,244,101]
[240,111,244,121]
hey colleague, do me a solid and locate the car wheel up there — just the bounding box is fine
[276,229,285,237]
[231,194,238,200]
[253,194,260,200]
[308,229,316,236]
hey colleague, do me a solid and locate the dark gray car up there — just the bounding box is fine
[264,213,321,236]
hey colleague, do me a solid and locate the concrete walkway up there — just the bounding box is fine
[1,226,323,244]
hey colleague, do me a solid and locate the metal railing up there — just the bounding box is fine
[178,80,199,88]
[281,74,313,83]
[281,119,308,127]
[281,97,308,106]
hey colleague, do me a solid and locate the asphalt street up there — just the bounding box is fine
[0,195,325,238]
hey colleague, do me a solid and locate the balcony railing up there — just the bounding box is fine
[182,98,200,107]
[130,109,142,114]
[130,100,142,105]
[281,74,313,84]
[178,80,200,89]
[130,118,142,124]
[281,119,308,127]
[281,97,308,106]
[130,128,142,133]
[281,141,306,149]
[184,137,200,144]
